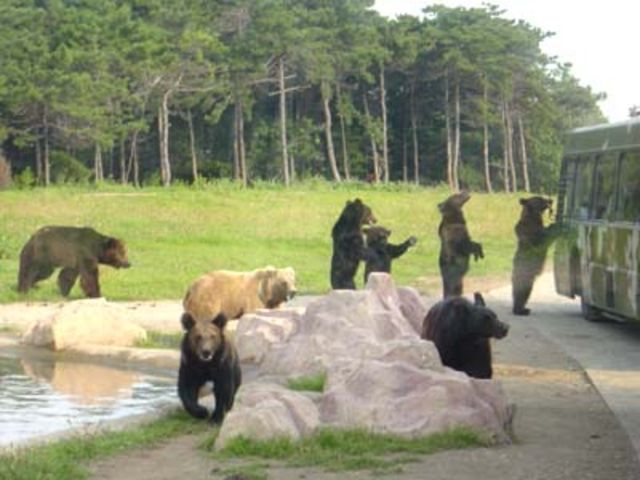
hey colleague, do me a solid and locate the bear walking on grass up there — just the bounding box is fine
[512,196,561,316]
[421,293,509,379]
[17,226,130,298]
[362,226,417,284]
[437,192,484,298]
[178,312,241,424]
[330,198,376,289]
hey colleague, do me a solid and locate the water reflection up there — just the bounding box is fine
[0,353,177,447]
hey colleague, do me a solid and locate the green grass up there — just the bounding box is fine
[134,330,182,349]
[0,181,527,302]
[212,427,488,473]
[286,372,326,392]
[0,410,207,480]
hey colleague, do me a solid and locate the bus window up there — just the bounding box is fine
[562,159,577,218]
[618,150,640,222]
[592,153,618,220]
[572,157,595,219]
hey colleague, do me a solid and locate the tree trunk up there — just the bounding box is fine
[445,72,454,190]
[94,143,104,182]
[34,136,43,185]
[402,124,408,182]
[233,98,241,181]
[362,93,380,183]
[336,83,350,181]
[379,65,389,183]
[410,80,420,184]
[501,99,510,193]
[126,130,140,187]
[321,80,341,182]
[158,91,172,187]
[43,110,50,186]
[237,99,247,187]
[187,109,198,183]
[517,113,530,192]
[278,55,290,186]
[505,101,517,192]
[482,81,493,193]
[453,81,461,191]
[119,137,126,184]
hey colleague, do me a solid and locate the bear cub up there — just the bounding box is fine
[17,226,130,298]
[330,198,376,289]
[362,226,417,283]
[437,192,484,298]
[512,196,560,315]
[178,312,241,425]
[421,292,508,379]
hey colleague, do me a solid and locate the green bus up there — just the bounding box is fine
[554,118,640,322]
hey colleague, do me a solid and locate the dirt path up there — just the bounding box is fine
[87,289,640,480]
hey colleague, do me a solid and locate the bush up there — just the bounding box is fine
[51,151,91,184]
[0,155,11,189]
[13,167,35,189]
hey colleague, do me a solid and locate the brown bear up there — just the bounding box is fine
[183,266,296,322]
[512,196,560,315]
[330,198,376,289]
[17,226,130,298]
[362,226,417,284]
[178,312,241,424]
[421,292,509,379]
[437,192,484,297]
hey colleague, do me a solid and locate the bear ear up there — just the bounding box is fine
[212,313,228,329]
[519,198,528,206]
[104,237,118,249]
[473,292,486,307]
[181,312,195,331]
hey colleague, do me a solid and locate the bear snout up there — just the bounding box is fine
[119,260,131,269]
[199,349,213,361]
[287,290,297,300]
[495,322,510,339]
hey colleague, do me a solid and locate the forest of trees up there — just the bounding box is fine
[0,0,606,192]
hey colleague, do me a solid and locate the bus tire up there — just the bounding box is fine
[580,297,603,322]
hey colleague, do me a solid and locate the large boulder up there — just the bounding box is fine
[21,298,147,350]
[215,382,320,449]
[222,273,513,447]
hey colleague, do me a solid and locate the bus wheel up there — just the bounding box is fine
[581,298,603,322]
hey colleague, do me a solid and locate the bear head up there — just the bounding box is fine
[181,312,226,362]
[438,191,470,218]
[257,266,297,308]
[364,226,391,248]
[520,196,553,217]
[342,198,377,227]
[99,238,131,269]
[467,292,509,339]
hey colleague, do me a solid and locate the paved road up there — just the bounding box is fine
[486,273,640,460]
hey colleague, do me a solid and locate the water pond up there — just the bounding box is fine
[0,350,177,448]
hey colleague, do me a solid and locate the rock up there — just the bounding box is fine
[226,273,513,443]
[21,298,147,350]
[215,382,320,450]
[321,359,511,441]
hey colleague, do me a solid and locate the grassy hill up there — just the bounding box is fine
[0,181,532,302]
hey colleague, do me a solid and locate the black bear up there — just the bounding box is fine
[178,312,242,424]
[330,198,376,289]
[512,196,561,315]
[17,226,130,298]
[362,226,417,283]
[437,192,484,297]
[421,293,509,379]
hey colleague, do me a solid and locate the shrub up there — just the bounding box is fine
[0,154,11,189]
[51,151,91,184]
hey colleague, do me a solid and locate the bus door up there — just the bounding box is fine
[584,153,619,312]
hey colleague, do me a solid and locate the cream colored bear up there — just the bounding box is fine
[183,266,296,322]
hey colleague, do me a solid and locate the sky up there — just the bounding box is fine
[373,0,639,123]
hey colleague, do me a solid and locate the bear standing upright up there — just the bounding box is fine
[421,293,509,379]
[330,198,376,289]
[362,226,417,284]
[17,226,130,298]
[437,192,484,297]
[512,196,560,315]
[178,312,241,424]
